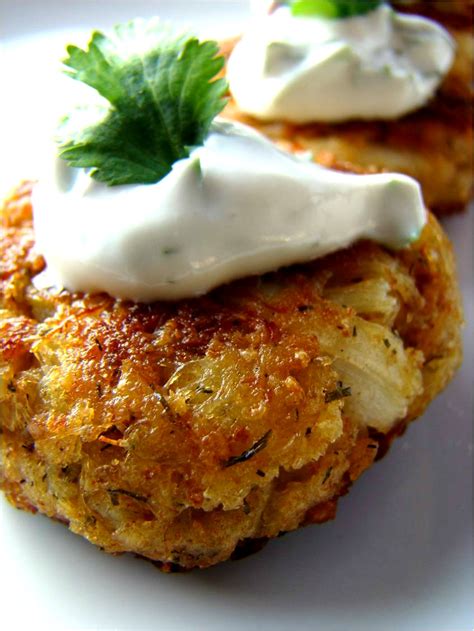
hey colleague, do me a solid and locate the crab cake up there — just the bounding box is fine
[0,182,462,570]
[393,0,474,24]
[221,1,473,215]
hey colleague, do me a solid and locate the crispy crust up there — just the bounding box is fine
[221,5,474,214]
[393,1,474,28]
[0,183,463,569]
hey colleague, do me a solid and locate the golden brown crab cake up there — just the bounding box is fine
[221,2,473,215]
[393,0,474,26]
[0,182,462,570]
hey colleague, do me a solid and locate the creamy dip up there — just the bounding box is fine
[227,3,455,122]
[33,119,426,302]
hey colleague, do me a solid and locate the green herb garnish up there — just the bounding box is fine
[58,18,227,186]
[322,466,333,484]
[324,381,352,403]
[290,0,384,18]
[223,430,272,468]
[108,488,148,504]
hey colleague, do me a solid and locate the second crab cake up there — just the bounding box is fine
[223,0,473,214]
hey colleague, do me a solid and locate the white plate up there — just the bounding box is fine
[0,2,472,630]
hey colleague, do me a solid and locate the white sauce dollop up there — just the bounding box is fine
[33,120,426,303]
[227,4,455,123]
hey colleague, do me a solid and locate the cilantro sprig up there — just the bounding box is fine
[57,19,227,186]
[289,0,384,18]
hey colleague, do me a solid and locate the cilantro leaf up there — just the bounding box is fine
[290,0,384,18]
[57,19,227,186]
